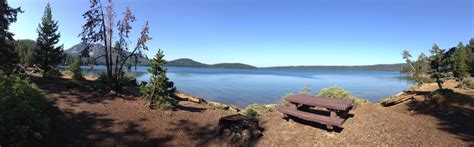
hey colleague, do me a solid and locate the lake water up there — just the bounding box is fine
[79,65,414,108]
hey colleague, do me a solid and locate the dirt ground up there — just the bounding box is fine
[36,78,473,146]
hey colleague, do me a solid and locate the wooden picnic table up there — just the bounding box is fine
[278,95,355,130]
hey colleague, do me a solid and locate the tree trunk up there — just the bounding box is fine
[99,3,112,84]
[436,79,443,89]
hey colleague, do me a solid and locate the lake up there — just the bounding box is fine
[78,65,414,108]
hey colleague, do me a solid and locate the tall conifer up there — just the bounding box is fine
[33,3,64,72]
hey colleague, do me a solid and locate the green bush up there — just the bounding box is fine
[243,107,258,118]
[67,57,83,80]
[242,103,276,118]
[42,68,62,79]
[461,78,474,89]
[120,73,137,86]
[317,86,368,106]
[0,75,49,146]
[247,104,274,113]
[317,86,352,99]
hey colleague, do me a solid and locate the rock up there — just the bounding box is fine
[241,129,252,142]
[250,128,263,138]
[223,129,232,136]
[230,132,242,142]
[228,106,241,113]
[109,90,117,95]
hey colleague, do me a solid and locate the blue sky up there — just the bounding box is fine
[8,0,473,67]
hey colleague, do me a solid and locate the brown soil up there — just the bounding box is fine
[36,78,473,146]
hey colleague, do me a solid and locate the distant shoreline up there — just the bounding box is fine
[79,62,405,72]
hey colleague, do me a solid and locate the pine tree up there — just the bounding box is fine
[451,42,470,81]
[429,44,448,89]
[15,39,36,66]
[33,2,64,72]
[0,0,22,74]
[140,49,177,110]
[468,38,474,76]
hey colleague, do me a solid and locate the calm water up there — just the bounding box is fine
[78,65,413,108]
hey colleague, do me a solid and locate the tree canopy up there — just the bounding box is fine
[0,0,23,74]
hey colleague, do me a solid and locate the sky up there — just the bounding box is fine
[7,0,474,67]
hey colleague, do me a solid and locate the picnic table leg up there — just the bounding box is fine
[282,113,289,121]
[326,111,337,130]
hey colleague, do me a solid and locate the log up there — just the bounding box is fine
[405,90,432,95]
[173,92,202,103]
[208,101,229,110]
[381,94,416,106]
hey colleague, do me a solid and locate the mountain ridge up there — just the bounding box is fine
[65,43,405,71]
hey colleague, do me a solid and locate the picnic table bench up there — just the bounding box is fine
[278,95,355,130]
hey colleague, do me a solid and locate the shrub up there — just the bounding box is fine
[298,84,312,95]
[247,104,275,113]
[461,78,474,89]
[317,86,369,106]
[0,75,49,146]
[67,57,83,80]
[317,86,352,99]
[281,93,293,106]
[120,73,137,86]
[42,68,62,79]
[243,107,258,118]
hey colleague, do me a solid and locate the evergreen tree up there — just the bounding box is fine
[451,42,470,81]
[33,3,64,72]
[298,84,312,95]
[468,38,474,76]
[402,50,426,85]
[15,39,36,66]
[67,56,83,80]
[416,53,430,75]
[0,0,22,74]
[140,49,177,110]
[429,44,449,89]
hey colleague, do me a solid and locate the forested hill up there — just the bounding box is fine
[166,58,258,69]
[166,58,404,71]
[263,64,406,71]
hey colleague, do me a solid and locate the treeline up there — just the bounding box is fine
[402,38,474,89]
[265,64,405,71]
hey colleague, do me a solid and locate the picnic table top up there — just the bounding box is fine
[286,95,354,111]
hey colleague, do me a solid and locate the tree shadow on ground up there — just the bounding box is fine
[176,105,207,112]
[166,119,264,146]
[284,107,354,133]
[286,115,345,133]
[46,102,173,146]
[32,76,127,107]
[166,119,220,146]
[406,95,474,142]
